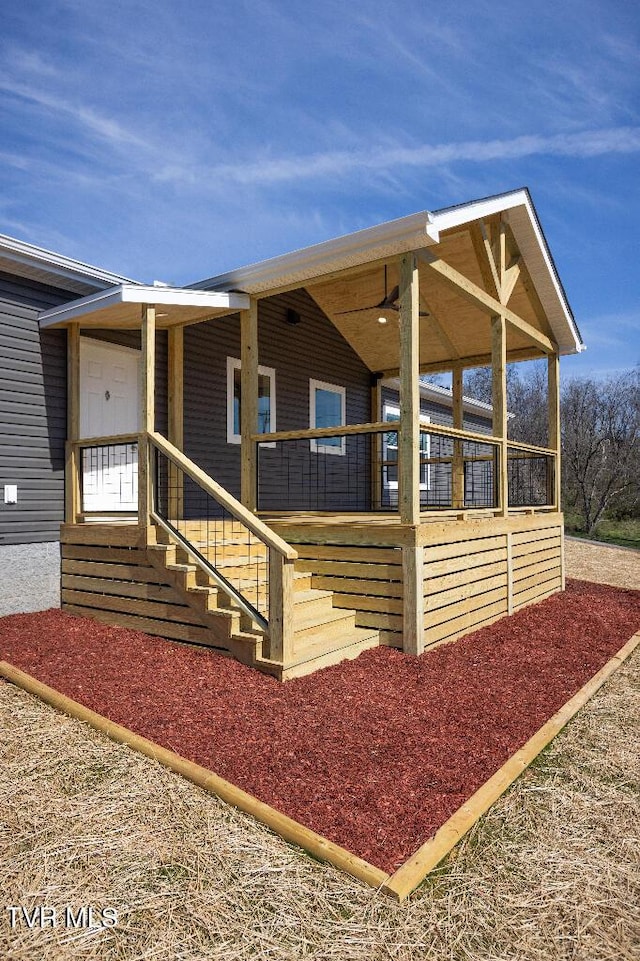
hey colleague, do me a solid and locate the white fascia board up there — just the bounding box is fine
[191,211,440,294]
[38,284,250,328]
[431,189,584,356]
[0,232,137,289]
[384,377,498,418]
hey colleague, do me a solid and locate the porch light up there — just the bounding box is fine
[377,315,388,324]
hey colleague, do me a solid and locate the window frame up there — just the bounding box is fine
[226,356,276,446]
[382,400,431,490]
[309,378,346,456]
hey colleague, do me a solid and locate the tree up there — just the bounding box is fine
[561,369,639,534]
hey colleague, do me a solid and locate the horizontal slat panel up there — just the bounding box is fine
[427,585,507,628]
[511,525,562,546]
[512,543,560,568]
[423,534,504,564]
[294,544,402,564]
[60,525,146,547]
[61,544,147,564]
[311,575,403,598]
[424,545,507,579]
[425,560,506,594]
[61,559,163,583]
[424,598,507,647]
[296,559,402,580]
[61,589,205,626]
[62,574,180,604]
[61,604,220,647]
[426,573,507,614]
[513,578,562,610]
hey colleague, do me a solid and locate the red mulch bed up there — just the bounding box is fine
[1,579,638,874]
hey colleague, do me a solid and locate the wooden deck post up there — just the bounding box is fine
[491,313,508,517]
[370,374,383,510]
[398,252,421,525]
[65,323,81,523]
[241,299,258,512]
[168,327,184,522]
[548,352,561,510]
[139,304,156,528]
[268,550,294,665]
[398,252,424,656]
[451,364,464,509]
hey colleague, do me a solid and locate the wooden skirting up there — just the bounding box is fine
[289,514,564,653]
[60,525,229,652]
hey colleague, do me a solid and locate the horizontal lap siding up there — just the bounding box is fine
[0,273,74,545]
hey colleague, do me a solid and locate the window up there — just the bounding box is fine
[226,357,276,445]
[382,401,431,492]
[309,379,346,455]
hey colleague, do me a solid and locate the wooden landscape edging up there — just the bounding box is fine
[1,628,638,901]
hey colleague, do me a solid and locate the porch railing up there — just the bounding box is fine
[254,422,558,513]
[67,431,298,657]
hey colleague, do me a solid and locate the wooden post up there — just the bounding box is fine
[371,374,382,510]
[398,252,421,525]
[451,365,464,509]
[168,327,184,522]
[139,304,156,528]
[268,550,294,665]
[548,352,561,511]
[398,253,424,656]
[241,299,259,512]
[491,313,508,517]
[65,323,81,523]
[402,535,424,656]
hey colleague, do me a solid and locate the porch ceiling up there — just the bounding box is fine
[38,284,250,330]
[306,226,549,373]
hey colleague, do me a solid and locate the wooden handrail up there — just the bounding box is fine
[253,421,390,443]
[148,430,298,560]
[73,432,142,448]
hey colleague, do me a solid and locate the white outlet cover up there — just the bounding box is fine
[4,485,17,504]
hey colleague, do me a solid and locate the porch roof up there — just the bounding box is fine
[192,188,584,372]
[38,283,250,330]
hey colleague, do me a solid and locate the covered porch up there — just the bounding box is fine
[38,189,581,677]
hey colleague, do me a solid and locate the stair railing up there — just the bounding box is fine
[147,431,297,660]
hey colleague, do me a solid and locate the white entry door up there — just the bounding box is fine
[79,338,140,512]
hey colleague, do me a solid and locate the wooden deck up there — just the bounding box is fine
[59,511,564,678]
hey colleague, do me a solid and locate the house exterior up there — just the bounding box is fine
[1,188,584,678]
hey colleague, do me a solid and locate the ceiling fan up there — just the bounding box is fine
[335,265,429,319]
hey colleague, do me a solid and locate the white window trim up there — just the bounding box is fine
[382,401,431,490]
[226,356,276,446]
[309,378,346,456]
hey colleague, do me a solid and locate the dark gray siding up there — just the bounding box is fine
[0,272,72,545]
[0,280,168,547]
[183,289,372,508]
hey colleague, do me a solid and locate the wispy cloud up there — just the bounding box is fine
[185,127,640,188]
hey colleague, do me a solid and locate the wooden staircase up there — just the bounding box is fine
[147,523,379,680]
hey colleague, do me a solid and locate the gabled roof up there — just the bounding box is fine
[0,233,137,296]
[191,188,584,363]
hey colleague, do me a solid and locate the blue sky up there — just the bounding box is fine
[1,0,639,378]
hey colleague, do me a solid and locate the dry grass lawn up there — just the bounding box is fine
[1,542,638,960]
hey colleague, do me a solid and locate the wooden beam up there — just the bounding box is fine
[398,252,421,525]
[65,324,81,523]
[451,365,464,510]
[168,327,184,522]
[378,346,544,380]
[501,258,521,306]
[469,221,500,300]
[370,375,383,510]
[268,551,295,665]
[402,536,424,656]
[492,314,508,518]
[139,304,156,528]
[420,293,460,359]
[418,249,556,354]
[240,299,259,511]
[548,352,561,512]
